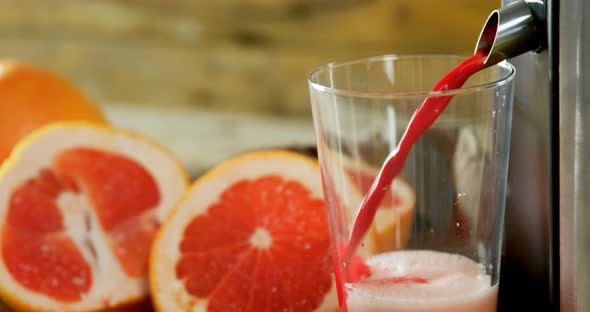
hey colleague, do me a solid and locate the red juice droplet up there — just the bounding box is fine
[345,52,487,262]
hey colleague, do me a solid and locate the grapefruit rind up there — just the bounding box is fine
[0,122,189,312]
[150,150,338,312]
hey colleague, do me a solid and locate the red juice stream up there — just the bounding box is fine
[336,52,487,307]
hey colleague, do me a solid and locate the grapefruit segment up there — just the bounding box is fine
[109,216,161,277]
[151,150,337,311]
[0,122,189,311]
[3,167,92,303]
[6,170,66,232]
[2,225,92,302]
[53,147,161,232]
[177,244,250,297]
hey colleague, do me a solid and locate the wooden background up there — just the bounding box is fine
[0,0,498,172]
[0,0,497,116]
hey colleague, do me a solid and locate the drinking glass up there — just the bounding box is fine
[309,54,515,312]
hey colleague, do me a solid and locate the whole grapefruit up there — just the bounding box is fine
[0,60,107,163]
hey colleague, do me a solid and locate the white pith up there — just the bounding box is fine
[250,228,272,249]
[0,124,188,311]
[151,152,338,312]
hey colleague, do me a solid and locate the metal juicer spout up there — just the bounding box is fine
[476,0,547,68]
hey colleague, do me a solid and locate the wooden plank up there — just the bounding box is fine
[0,0,496,50]
[0,39,279,111]
[0,0,498,116]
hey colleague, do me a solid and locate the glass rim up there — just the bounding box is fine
[308,53,516,99]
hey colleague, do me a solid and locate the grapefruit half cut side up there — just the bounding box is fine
[342,157,416,253]
[150,150,338,312]
[0,122,189,311]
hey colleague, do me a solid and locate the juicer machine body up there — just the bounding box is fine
[495,0,589,311]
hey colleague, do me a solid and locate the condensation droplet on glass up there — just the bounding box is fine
[456,222,460,227]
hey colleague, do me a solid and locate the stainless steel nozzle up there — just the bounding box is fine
[476,0,546,68]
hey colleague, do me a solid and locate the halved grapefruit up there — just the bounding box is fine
[0,122,189,311]
[150,150,338,311]
[342,157,415,253]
